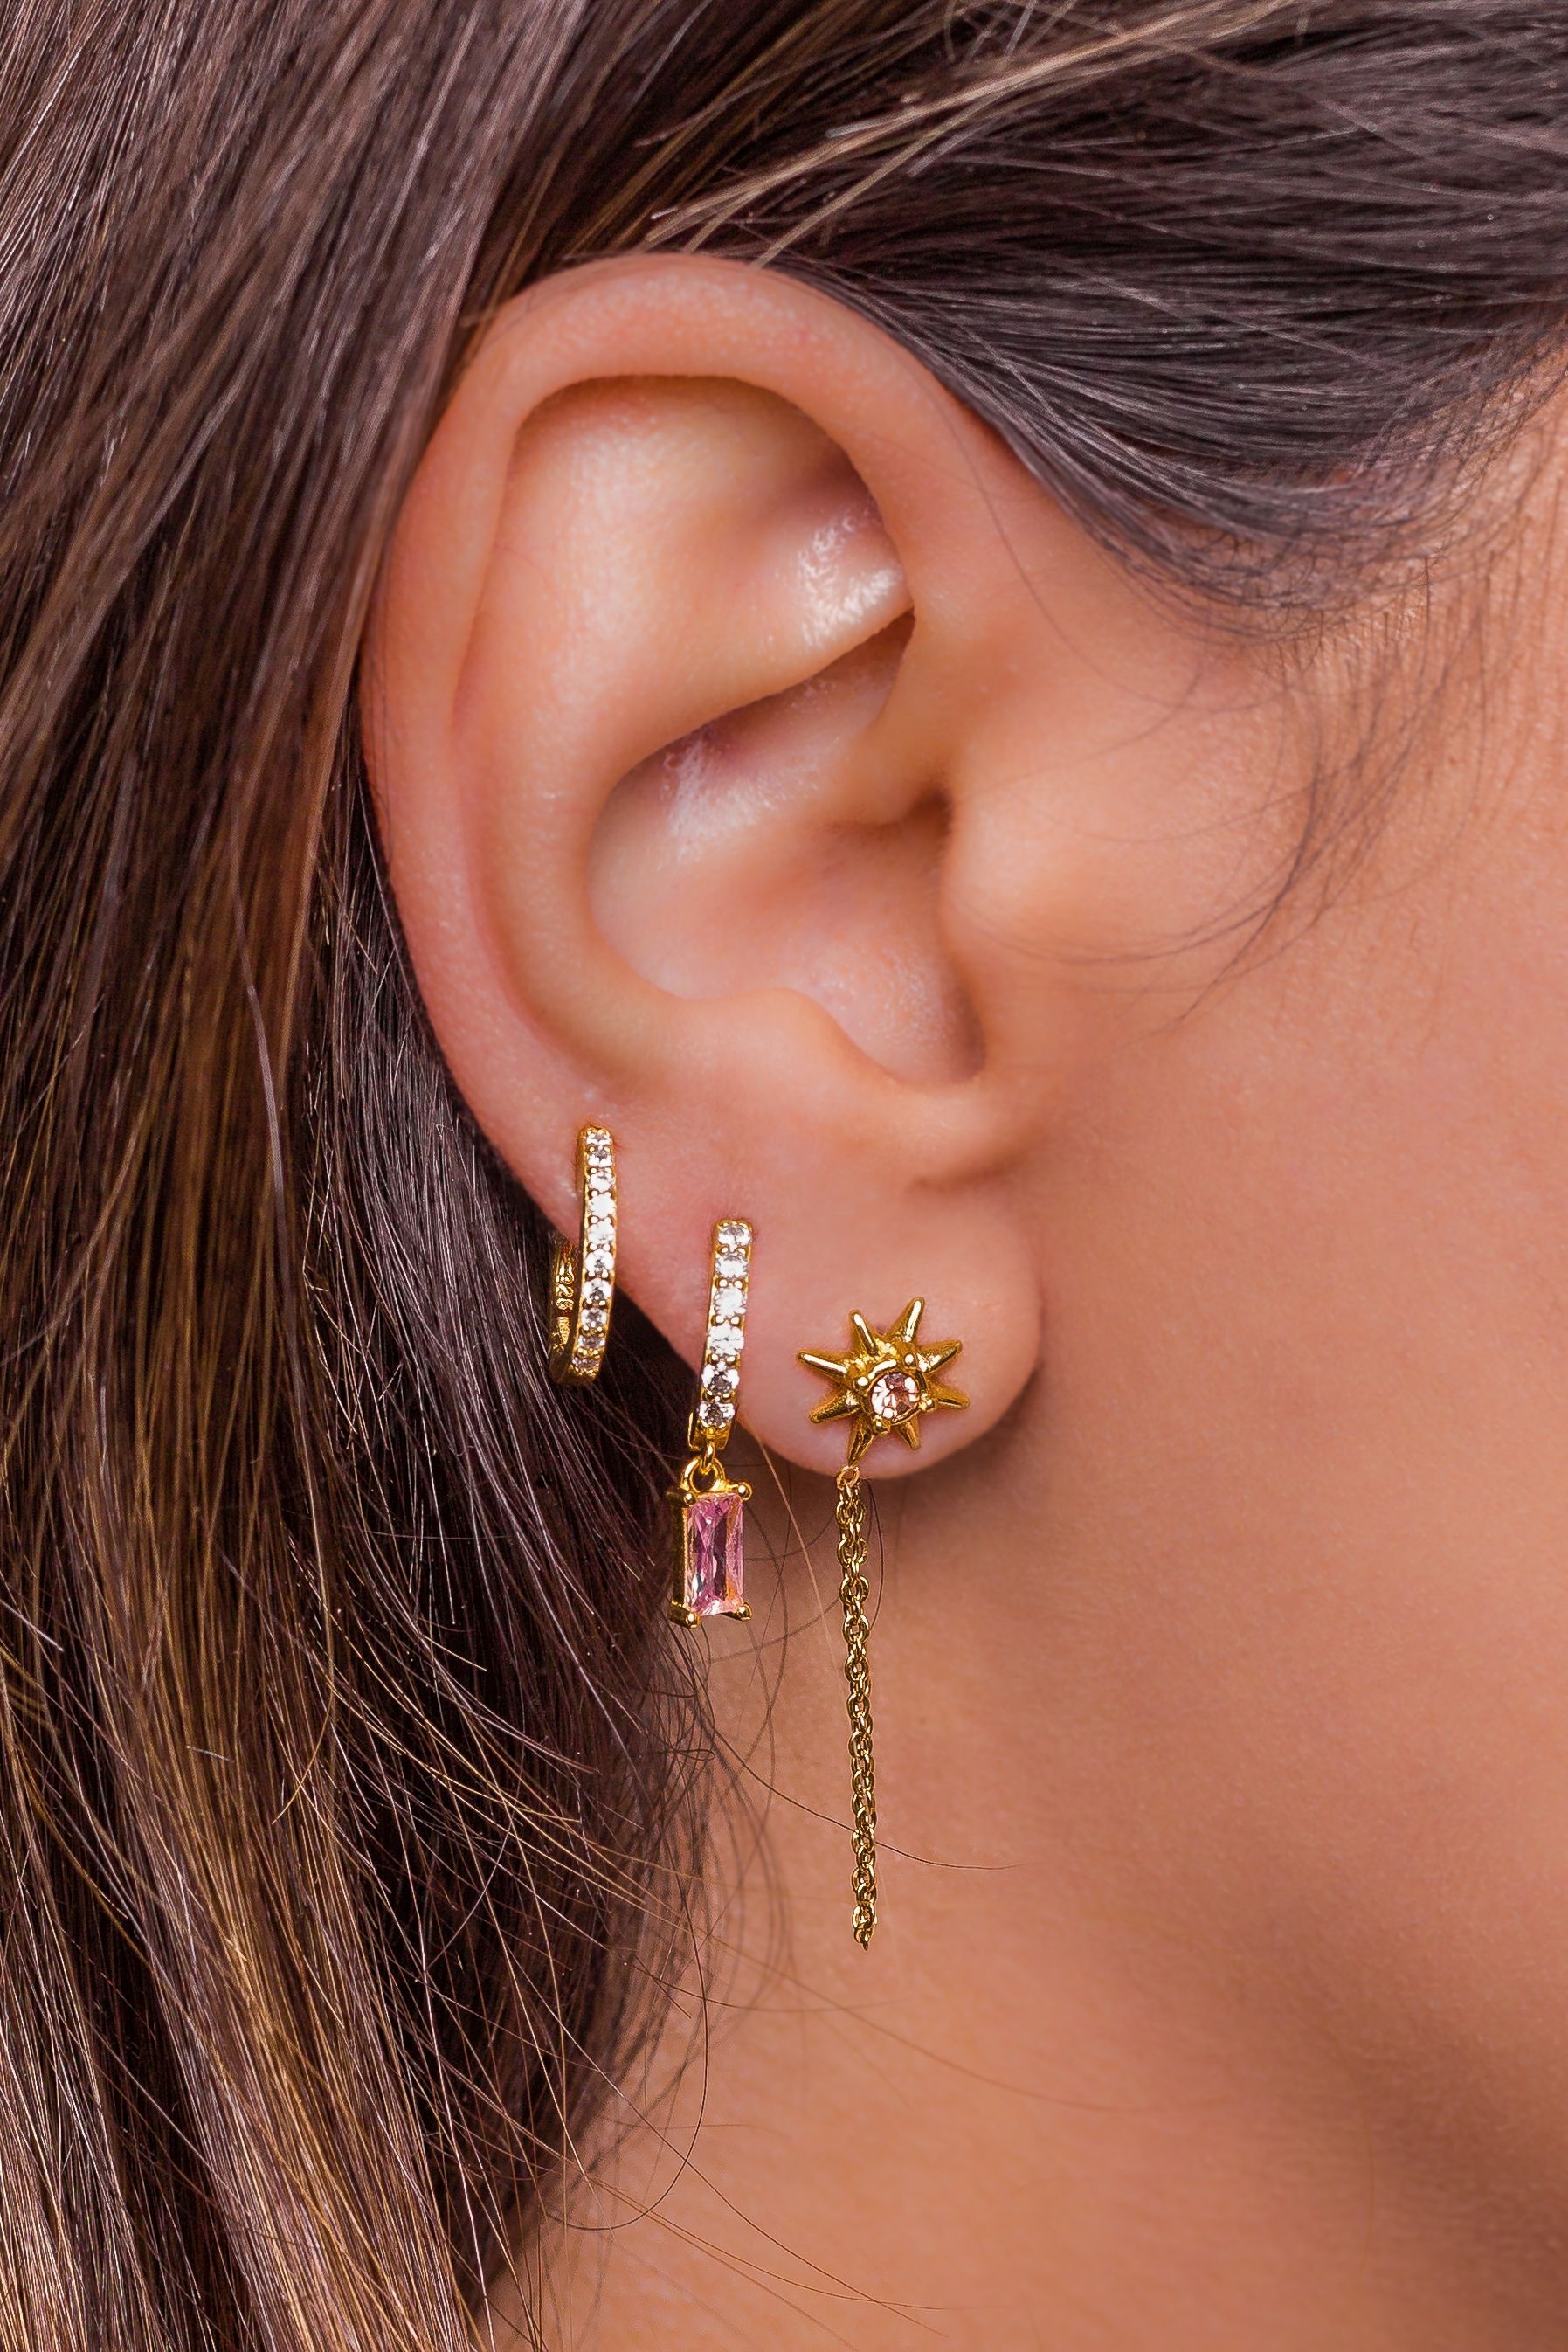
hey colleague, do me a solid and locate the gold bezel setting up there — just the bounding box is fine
[667,1456,754,1626]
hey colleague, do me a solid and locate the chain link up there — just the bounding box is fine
[835,1465,877,1947]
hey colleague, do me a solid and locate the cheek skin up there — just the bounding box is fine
[1027,585,1568,2265]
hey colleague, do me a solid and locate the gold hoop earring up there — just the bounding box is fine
[798,1299,968,1948]
[669,1221,754,1624]
[547,1125,618,1383]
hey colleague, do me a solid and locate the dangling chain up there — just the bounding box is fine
[835,1464,877,1947]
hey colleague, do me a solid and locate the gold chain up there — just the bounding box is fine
[835,1464,877,1947]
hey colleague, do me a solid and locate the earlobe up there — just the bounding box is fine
[363,252,1108,1475]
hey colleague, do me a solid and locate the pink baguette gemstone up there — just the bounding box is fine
[683,1491,746,1617]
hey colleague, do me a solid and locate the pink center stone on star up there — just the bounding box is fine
[867,1367,922,1424]
[681,1490,747,1617]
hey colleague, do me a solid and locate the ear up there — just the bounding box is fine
[363,253,1235,1477]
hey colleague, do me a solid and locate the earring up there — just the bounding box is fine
[547,1124,618,1383]
[669,1221,755,1625]
[798,1299,968,1948]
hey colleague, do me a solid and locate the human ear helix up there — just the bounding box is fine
[799,1298,969,1949]
[669,1221,755,1624]
[547,1124,618,1382]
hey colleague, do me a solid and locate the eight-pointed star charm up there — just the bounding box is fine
[798,1297,969,1465]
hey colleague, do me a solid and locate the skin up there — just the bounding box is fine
[364,252,1568,2348]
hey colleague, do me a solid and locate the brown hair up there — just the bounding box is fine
[1,3,1564,2344]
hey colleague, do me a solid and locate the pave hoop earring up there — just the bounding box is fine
[669,1220,755,1624]
[799,1299,968,1948]
[547,1125,618,1383]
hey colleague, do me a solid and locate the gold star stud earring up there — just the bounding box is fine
[800,1297,968,1462]
[799,1297,968,1946]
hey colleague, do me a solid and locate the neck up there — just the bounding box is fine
[524,1401,1554,2349]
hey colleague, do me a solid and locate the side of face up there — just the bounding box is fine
[364,254,1568,2262]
